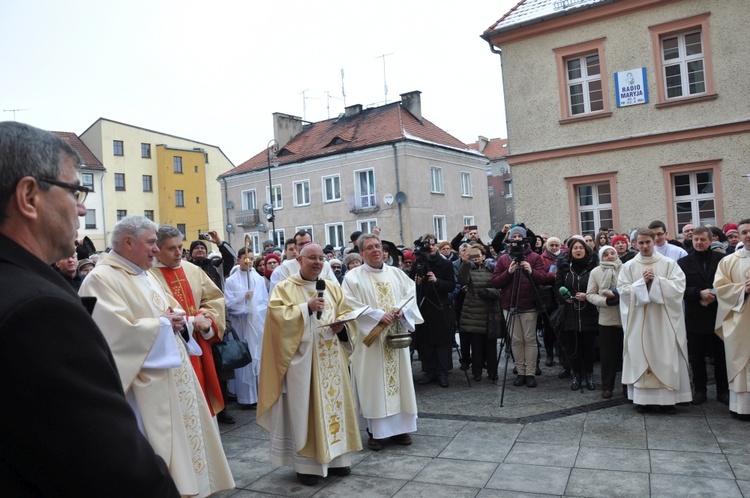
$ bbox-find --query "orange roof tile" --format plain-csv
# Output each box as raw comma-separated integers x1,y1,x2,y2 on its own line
467,137,508,160
51,131,105,171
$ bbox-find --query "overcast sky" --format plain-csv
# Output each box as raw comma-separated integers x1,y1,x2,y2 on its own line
1,0,517,166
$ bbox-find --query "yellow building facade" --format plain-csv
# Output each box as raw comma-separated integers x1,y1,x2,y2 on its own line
156,145,209,241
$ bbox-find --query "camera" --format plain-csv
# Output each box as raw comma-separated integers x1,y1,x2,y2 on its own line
507,239,526,263
200,233,211,241
413,237,432,255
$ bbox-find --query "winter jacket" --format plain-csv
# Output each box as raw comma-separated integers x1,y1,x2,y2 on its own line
555,252,599,333
491,246,549,312
458,260,501,335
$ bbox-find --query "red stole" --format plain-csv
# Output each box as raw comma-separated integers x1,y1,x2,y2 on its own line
159,266,224,416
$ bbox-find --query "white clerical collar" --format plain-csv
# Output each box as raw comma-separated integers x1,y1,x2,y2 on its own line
364,263,386,273
152,259,181,270
641,253,654,260
110,250,147,274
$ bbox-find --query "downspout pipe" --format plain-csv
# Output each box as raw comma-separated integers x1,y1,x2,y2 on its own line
221,176,231,246
392,143,404,246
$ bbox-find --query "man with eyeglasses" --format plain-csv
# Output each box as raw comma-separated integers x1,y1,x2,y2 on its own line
258,243,361,486
0,122,179,496
269,230,339,293
648,220,688,261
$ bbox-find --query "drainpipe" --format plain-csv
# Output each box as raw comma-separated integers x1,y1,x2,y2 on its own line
221,177,231,246
99,172,108,249
392,143,404,245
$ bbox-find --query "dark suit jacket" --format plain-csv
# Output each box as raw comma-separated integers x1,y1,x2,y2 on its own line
677,249,724,335
0,234,179,497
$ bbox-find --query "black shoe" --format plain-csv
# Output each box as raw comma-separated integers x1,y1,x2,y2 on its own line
460,361,470,371
328,466,351,476
526,375,537,388
535,366,542,376
692,392,707,405
438,377,449,388
238,403,257,410
217,410,235,424
545,357,554,367
513,375,526,386
717,392,730,405
635,404,648,413
418,375,436,385
558,368,571,379
513,366,518,375
297,473,320,485
586,374,596,391
571,376,581,391
226,393,238,402
659,405,677,414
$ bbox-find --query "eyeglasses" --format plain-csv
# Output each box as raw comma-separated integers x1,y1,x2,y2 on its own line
38,178,89,203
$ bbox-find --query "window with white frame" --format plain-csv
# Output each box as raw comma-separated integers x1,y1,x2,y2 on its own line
566,53,603,115
266,185,283,210
460,172,472,197
272,229,285,248
358,219,377,234
84,209,96,229
355,169,376,209
175,190,184,207
326,223,345,249
295,226,314,242
463,216,475,227
81,173,94,192
672,170,715,231
246,233,260,254
241,189,257,210
322,174,341,202
430,166,443,193
505,181,513,198
293,180,311,206
577,182,613,236
661,30,706,99
433,215,447,242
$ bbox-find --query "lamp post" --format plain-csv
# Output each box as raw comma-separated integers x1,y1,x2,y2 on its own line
266,138,280,243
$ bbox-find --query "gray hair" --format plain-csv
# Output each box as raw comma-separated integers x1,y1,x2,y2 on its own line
356,233,380,251
111,215,159,251
156,224,183,248
0,122,81,224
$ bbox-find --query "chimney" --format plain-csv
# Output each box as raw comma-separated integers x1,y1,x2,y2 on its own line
272,112,304,149
477,136,489,153
400,90,422,124
344,104,363,118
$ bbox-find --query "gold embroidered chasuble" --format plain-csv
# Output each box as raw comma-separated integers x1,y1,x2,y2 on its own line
257,274,361,463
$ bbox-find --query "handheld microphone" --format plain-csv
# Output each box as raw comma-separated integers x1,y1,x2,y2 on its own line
559,286,572,300
315,279,326,319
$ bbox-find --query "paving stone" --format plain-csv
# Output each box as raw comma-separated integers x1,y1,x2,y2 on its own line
413,458,498,488
352,451,433,481
649,473,743,497
415,418,469,437
477,490,559,498
649,449,734,479
646,417,722,453
439,422,521,462
313,474,407,497
565,468,649,498
725,454,750,478
707,417,750,455
222,435,267,459
393,481,480,498
516,414,585,446
574,447,650,473
580,410,647,449
504,442,579,468
485,463,570,495
383,434,452,458
226,453,277,489
244,466,323,496
736,480,750,497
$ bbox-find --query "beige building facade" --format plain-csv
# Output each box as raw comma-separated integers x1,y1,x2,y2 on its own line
483,0,750,237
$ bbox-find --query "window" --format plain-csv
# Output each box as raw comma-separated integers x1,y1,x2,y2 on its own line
266,185,282,210
84,209,96,229
661,161,723,233
430,166,443,193
358,219,377,234
246,233,260,254
355,169,376,208
463,216,475,227
175,190,184,207
272,229,285,248
115,173,125,191
81,173,94,192
554,38,610,122
505,180,513,198
177,224,186,239
433,215,447,242
460,172,472,197
196,197,200,204
113,140,123,156
241,189,257,210
173,156,183,173
194,165,199,173
142,175,152,192
293,180,311,206
326,223,345,249
141,143,151,158
322,175,341,202
650,14,714,105
144,210,154,221
116,210,127,221
577,183,613,236
204,152,209,163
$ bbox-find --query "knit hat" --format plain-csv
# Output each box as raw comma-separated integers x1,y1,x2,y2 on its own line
726,228,739,236
329,258,342,267
546,236,561,247
343,253,363,267
189,240,207,254
402,249,416,262
611,235,629,247
724,223,739,234
508,226,527,239
77,259,95,272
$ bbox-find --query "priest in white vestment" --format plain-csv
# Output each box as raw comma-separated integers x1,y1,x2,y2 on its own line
341,234,423,451
257,244,362,486
225,247,268,407
617,228,691,412
79,216,234,497
269,230,340,293
714,218,750,417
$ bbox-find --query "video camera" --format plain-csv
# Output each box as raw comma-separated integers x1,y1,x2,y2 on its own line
504,223,537,263
412,237,433,278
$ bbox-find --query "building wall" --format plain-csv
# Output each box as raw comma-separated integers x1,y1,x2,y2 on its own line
76,168,107,250
156,146,209,241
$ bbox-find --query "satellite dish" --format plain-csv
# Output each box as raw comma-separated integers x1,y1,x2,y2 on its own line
488,228,498,239
226,223,234,233
383,193,394,206
261,203,273,214
394,191,407,204
257,222,266,232
499,167,506,174
226,200,234,209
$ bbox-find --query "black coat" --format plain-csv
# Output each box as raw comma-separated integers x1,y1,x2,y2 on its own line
0,234,178,497
555,252,599,333
411,254,456,346
677,249,724,335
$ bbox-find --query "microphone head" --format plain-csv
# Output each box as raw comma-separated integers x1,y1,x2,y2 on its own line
316,279,326,292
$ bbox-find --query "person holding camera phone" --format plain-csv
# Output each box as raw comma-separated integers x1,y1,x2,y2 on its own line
451,224,490,255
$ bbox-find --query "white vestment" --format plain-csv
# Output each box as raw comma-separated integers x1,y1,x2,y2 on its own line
714,248,750,414
341,264,423,439
654,242,688,261
225,267,268,405
617,251,691,405
269,257,340,294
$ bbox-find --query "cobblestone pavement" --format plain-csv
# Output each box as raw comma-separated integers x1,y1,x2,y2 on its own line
214,349,750,498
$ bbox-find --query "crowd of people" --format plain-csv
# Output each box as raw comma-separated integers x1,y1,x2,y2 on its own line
3,121,748,494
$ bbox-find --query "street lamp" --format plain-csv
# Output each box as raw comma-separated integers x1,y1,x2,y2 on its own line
266,138,280,243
